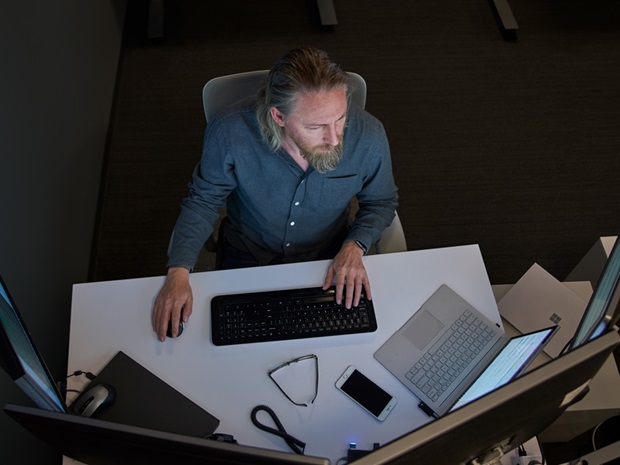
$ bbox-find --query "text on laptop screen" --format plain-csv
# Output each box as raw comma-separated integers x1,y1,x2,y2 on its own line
451,326,555,411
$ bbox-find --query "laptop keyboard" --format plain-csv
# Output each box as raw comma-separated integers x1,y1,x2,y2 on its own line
211,286,377,346
405,309,495,401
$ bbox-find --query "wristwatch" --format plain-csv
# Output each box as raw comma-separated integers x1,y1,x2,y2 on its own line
354,240,368,255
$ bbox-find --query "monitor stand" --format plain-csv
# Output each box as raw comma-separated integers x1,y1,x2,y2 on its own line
468,446,505,465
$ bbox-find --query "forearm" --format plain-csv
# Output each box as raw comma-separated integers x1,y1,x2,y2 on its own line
347,196,398,250
167,206,217,270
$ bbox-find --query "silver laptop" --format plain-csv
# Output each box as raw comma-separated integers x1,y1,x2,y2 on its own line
374,284,557,417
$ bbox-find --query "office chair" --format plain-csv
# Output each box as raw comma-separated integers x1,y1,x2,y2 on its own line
175,69,406,268
374,211,407,254
202,70,367,123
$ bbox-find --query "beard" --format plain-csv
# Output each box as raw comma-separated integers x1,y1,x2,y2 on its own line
295,135,344,174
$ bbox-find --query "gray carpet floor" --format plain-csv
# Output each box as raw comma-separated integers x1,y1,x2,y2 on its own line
92,0,620,286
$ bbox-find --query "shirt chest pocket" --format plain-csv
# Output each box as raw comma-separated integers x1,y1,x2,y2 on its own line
313,174,362,214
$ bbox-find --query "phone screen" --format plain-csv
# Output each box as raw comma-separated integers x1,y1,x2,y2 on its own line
337,367,396,420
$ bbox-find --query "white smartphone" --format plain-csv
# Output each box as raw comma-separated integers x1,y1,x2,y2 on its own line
335,366,397,421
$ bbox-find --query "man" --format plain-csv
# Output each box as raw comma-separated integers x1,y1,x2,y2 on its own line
153,47,398,341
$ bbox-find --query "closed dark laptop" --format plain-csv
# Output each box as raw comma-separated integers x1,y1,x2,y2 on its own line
80,351,220,438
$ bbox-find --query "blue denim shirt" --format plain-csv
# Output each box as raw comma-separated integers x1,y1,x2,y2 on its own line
167,99,398,270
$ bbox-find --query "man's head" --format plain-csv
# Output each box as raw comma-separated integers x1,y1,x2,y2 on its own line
256,48,351,173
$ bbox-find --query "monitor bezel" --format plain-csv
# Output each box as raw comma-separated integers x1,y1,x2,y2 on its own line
569,237,620,351
3,402,330,465
0,274,68,413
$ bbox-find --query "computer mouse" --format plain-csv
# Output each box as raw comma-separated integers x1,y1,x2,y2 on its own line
71,383,116,417
166,319,184,338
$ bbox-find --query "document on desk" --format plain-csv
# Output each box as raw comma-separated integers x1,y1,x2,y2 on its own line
374,285,556,417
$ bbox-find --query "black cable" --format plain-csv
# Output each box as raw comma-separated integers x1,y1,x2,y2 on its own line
58,370,97,397
66,370,96,381
250,405,306,455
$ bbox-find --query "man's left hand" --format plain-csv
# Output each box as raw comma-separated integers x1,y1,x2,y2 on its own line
323,240,372,308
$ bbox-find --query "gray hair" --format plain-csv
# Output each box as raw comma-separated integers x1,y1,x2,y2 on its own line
256,48,351,152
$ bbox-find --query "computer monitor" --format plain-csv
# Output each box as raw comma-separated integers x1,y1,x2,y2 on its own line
0,274,67,413
569,237,620,351
3,403,329,465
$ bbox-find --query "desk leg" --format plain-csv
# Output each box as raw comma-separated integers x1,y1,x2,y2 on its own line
148,0,165,39
490,0,518,40
317,0,338,26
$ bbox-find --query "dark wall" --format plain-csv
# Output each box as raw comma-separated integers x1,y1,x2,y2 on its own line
0,1,126,462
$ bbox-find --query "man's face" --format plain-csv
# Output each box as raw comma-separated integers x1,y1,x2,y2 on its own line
275,88,348,173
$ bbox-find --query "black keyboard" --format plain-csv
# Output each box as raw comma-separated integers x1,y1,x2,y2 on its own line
211,286,377,346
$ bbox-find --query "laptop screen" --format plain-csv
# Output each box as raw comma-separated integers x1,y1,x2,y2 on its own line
0,275,66,412
451,326,556,411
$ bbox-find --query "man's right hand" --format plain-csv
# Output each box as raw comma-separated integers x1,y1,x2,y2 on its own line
152,267,193,341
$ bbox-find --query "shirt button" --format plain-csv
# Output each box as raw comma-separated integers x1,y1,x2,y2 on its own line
286,243,291,247
294,201,300,206
290,221,295,226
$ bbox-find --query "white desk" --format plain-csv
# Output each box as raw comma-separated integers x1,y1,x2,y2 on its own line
67,245,500,463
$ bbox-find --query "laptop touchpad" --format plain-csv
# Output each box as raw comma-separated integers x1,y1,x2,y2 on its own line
403,310,444,350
